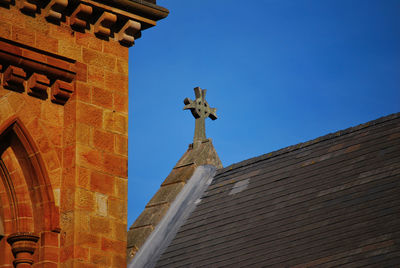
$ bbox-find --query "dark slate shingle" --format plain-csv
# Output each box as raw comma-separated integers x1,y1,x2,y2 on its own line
155,113,400,267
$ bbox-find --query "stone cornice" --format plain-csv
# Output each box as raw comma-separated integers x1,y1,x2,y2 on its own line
0,40,76,82
0,39,76,105
0,0,169,47
96,0,169,23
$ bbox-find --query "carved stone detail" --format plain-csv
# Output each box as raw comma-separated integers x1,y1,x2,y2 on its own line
7,232,40,267
51,80,74,105
19,0,37,14
184,87,218,144
70,3,92,30
0,0,168,47
94,11,117,38
3,66,26,92
118,19,141,47
0,41,76,104
0,40,76,83
27,73,50,99
45,0,68,22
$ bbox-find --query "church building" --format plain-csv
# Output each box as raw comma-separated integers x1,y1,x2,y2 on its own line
0,1,399,267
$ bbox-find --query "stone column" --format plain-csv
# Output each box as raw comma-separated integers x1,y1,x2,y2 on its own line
7,232,39,268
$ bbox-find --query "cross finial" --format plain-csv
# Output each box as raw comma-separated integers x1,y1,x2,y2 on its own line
183,87,217,143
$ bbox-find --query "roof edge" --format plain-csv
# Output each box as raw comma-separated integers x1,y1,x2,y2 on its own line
93,0,169,21
128,165,217,268
218,112,400,175
127,139,222,261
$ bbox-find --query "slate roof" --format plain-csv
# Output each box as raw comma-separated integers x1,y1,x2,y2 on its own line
152,112,400,267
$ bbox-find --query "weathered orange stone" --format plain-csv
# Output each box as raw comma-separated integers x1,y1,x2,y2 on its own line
90,171,114,195
0,0,168,266
92,87,113,109
93,129,114,152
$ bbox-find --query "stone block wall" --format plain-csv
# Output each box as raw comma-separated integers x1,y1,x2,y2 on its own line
0,0,168,267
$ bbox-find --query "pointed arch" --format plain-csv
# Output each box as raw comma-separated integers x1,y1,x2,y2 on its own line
0,115,59,234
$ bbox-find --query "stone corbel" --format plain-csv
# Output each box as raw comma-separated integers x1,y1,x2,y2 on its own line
118,19,141,47
27,73,50,99
94,11,117,38
0,40,76,105
70,3,92,30
51,80,74,105
7,232,40,267
3,66,26,92
44,0,68,22
19,0,37,14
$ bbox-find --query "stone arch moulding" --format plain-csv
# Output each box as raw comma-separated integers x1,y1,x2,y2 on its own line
0,115,60,232
0,115,60,266
0,215,4,241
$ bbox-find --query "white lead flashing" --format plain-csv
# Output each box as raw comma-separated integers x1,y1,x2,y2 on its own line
129,165,217,268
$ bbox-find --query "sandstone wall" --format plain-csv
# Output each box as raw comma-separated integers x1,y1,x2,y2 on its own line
0,0,167,266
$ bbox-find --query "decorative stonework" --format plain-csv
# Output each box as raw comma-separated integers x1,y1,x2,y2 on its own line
184,87,218,144
3,66,26,92
44,0,68,22
0,0,168,266
27,73,50,99
0,0,169,47
51,80,74,104
0,41,76,82
7,232,40,268
0,40,76,105
18,0,38,14
94,11,117,38
70,3,92,30
118,20,141,47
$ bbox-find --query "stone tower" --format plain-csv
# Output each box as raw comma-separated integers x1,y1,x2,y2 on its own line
0,0,167,267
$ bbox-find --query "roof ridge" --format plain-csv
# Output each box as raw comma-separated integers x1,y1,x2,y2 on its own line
217,112,400,175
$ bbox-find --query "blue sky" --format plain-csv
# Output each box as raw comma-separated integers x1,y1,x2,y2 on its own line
127,0,400,227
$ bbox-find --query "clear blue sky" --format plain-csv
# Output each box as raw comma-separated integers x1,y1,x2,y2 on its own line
127,0,400,227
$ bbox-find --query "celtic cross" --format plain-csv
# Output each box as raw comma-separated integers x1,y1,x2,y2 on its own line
183,87,217,143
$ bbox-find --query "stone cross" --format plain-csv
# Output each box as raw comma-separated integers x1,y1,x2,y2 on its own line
183,87,217,143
